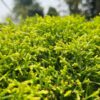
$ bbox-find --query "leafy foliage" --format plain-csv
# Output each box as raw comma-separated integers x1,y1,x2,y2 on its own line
64,0,80,14
0,16,100,100
47,7,59,16
13,0,43,19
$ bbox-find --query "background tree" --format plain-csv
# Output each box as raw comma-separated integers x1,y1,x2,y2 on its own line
64,0,99,19
64,0,80,14
13,0,43,19
47,7,59,16
81,0,96,19
95,0,100,15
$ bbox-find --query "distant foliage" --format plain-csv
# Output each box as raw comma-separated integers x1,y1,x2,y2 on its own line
28,8,44,17
64,0,80,14
65,0,100,19
47,7,59,16
20,0,32,5
13,0,43,19
0,16,100,100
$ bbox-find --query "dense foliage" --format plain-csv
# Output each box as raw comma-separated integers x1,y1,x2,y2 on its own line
0,16,100,100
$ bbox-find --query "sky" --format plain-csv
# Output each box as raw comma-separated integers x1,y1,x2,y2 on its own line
38,0,69,15
0,0,14,22
0,0,69,22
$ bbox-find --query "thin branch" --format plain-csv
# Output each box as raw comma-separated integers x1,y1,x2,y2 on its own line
1,0,12,12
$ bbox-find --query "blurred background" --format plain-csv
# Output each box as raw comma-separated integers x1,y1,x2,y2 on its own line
0,0,100,23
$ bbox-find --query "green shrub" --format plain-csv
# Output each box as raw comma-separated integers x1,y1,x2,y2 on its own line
0,15,100,100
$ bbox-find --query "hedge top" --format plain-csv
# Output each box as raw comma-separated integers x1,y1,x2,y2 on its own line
0,15,100,100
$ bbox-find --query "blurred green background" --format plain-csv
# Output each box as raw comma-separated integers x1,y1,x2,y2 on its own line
0,0,100,22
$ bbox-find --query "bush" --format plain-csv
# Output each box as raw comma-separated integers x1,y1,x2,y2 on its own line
0,16,100,100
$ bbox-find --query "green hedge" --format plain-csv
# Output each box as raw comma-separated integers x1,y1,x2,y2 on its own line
0,16,100,100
